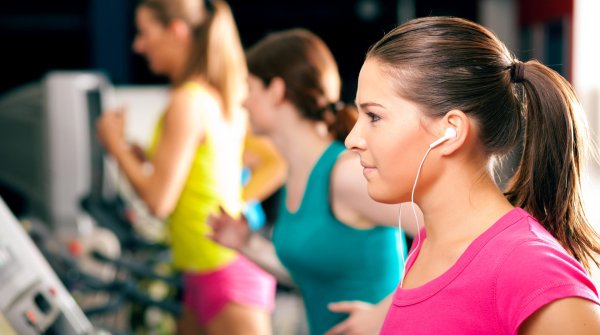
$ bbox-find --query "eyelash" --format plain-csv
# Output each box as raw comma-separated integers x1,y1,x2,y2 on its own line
366,112,381,123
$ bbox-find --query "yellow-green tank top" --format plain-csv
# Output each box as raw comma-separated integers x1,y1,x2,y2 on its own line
147,82,246,272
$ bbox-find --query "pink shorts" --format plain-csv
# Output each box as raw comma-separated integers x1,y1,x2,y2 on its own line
182,255,276,325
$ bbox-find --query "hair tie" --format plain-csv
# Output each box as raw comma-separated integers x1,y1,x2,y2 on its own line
511,61,525,83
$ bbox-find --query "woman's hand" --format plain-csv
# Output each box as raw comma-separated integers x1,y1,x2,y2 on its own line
130,143,147,162
207,207,251,251
325,300,387,335
97,108,126,153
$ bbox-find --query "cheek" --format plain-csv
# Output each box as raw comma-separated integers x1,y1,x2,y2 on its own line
372,131,405,174
247,103,271,133
247,105,260,127
369,134,422,203
143,36,167,66
133,37,144,54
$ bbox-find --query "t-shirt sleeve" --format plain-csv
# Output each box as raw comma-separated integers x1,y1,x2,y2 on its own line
495,240,599,334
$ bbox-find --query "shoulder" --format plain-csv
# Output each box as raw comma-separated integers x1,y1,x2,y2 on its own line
493,215,599,333
330,148,363,194
171,82,220,111
495,214,594,290
496,234,595,295
165,82,222,126
495,215,591,282
329,147,381,223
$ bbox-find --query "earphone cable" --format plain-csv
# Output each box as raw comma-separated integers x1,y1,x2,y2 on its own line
399,146,432,287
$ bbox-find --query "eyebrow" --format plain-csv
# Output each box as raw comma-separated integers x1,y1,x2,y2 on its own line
355,101,386,110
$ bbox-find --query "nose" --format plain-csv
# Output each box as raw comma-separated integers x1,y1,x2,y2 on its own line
344,121,365,152
242,95,250,111
132,36,143,54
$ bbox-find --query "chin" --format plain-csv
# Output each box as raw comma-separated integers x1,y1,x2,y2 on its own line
249,124,267,136
367,186,402,204
147,62,166,76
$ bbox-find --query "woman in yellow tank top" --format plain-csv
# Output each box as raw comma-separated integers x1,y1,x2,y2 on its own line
96,0,275,334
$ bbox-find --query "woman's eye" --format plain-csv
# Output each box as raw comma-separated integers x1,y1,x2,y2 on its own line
366,112,381,122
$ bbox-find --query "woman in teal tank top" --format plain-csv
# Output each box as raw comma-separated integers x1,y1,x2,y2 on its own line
273,141,403,334
209,29,419,335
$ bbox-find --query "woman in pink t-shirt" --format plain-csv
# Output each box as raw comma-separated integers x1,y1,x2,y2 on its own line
342,16,600,334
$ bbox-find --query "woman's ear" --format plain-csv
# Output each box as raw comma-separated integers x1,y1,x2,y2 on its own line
437,109,470,156
267,77,286,106
169,19,191,40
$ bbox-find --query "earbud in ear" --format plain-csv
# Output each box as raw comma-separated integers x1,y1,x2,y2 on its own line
429,128,457,149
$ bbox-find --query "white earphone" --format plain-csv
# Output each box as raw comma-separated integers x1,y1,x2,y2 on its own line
429,127,457,149
399,127,457,287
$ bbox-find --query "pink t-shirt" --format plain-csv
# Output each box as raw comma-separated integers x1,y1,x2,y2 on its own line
380,208,599,335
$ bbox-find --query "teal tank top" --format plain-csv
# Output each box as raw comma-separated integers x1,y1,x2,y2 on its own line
273,141,404,335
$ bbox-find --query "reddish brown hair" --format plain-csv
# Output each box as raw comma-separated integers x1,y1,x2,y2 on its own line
246,29,356,141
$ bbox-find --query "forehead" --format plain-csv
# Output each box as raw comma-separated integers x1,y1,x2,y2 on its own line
356,59,424,117
356,59,397,102
247,74,265,89
357,59,399,103
248,74,261,83
136,6,161,27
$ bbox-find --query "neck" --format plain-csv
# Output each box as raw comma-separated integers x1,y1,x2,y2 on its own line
269,105,332,178
169,61,188,84
168,43,191,84
417,160,514,248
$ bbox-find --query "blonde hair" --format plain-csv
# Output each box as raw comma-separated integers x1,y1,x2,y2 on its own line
140,0,247,118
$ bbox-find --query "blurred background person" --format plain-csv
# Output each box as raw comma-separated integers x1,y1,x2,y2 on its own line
242,133,286,204
96,0,276,334
209,28,419,335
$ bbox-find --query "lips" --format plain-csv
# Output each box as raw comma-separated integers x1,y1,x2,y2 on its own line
360,160,376,178
360,161,375,169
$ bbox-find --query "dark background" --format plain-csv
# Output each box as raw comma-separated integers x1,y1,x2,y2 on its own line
0,0,478,102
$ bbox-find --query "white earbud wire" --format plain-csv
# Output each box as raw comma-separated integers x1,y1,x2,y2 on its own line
398,145,433,288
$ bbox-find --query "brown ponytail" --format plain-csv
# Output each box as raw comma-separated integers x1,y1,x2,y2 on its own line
504,61,600,271
324,103,358,142
246,29,355,141
367,16,600,273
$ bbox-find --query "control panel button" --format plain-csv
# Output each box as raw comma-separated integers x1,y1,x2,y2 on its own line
24,310,37,326
34,293,51,315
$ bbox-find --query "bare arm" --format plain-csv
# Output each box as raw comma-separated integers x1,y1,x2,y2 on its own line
130,143,148,162
207,209,294,286
519,298,600,334
98,87,206,218
242,133,286,202
331,151,421,236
